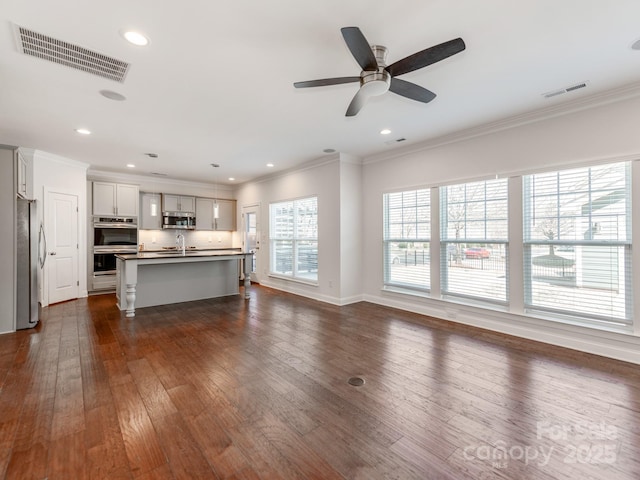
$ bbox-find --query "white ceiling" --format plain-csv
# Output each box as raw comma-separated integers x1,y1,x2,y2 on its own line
2,1,640,185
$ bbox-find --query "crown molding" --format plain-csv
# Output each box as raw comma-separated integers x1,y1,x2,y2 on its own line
363,80,640,166
238,153,342,187
24,148,89,170
87,168,233,193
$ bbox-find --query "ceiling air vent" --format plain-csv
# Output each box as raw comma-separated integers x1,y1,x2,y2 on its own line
13,24,130,82
543,81,588,99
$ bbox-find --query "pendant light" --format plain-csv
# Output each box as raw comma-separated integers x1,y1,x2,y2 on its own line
148,153,159,217
211,163,220,219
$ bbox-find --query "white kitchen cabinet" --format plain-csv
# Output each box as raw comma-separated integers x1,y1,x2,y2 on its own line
162,194,195,213
93,182,139,217
140,192,162,230
194,197,236,231
15,150,32,199
214,199,236,231
195,197,214,230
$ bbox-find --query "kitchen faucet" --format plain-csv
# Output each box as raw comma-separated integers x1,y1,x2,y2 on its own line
176,233,186,255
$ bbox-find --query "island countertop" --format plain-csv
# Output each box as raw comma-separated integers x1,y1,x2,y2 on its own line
115,250,252,317
116,249,246,261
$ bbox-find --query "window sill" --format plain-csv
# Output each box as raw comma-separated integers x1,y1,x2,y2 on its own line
380,285,632,335
524,309,633,336
268,273,318,287
382,285,430,299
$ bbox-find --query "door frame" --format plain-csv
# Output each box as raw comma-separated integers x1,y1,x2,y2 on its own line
241,203,261,283
43,187,80,307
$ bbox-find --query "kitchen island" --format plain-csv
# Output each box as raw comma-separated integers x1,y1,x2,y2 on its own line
115,250,252,317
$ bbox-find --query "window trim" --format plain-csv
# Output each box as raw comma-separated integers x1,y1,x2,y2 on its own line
440,178,510,306
382,188,431,293
522,162,632,326
269,195,318,283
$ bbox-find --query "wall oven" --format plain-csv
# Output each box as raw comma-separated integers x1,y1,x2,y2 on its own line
92,217,138,291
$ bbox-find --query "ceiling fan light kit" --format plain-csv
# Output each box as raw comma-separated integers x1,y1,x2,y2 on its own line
294,26,465,116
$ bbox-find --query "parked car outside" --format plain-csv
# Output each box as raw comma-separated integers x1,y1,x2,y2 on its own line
464,247,490,259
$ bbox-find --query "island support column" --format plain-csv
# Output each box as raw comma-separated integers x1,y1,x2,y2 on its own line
244,253,252,299
123,259,138,317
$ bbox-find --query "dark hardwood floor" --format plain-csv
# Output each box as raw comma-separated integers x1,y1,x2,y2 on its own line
1,285,639,479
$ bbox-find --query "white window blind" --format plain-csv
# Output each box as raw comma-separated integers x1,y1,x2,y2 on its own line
440,178,509,304
523,162,632,326
270,196,318,282
383,189,430,291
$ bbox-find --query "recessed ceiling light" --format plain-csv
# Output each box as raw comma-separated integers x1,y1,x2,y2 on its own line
266,163,274,168
632,39,640,50
122,30,149,46
75,128,91,135
126,164,135,168
323,148,336,154
100,90,126,101
228,177,235,181
380,129,392,135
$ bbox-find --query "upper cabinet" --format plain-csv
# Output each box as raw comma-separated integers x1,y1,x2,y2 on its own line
195,197,236,231
93,182,139,217
15,149,32,199
140,192,162,230
214,199,236,231
195,197,214,230
162,194,195,213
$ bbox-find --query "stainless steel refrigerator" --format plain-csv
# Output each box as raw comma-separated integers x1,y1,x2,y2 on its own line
16,198,40,329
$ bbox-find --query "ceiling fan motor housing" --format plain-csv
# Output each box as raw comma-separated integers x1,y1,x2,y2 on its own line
360,70,390,96
360,45,390,96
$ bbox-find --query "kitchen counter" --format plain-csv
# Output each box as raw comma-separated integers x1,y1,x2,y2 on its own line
138,246,242,253
115,250,252,317
117,249,244,260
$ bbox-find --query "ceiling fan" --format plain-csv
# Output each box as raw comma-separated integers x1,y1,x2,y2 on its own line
294,27,466,116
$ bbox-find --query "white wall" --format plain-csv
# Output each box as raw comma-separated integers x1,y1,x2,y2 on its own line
360,94,640,364
235,158,345,304
29,149,89,306
338,155,363,303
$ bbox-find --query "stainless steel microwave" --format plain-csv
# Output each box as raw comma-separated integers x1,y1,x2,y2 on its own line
162,211,196,230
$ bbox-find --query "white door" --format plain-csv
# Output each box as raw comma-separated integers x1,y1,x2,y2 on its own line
242,204,260,283
47,192,79,304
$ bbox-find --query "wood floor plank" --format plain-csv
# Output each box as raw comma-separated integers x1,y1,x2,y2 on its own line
46,430,87,480
2,287,640,478
152,412,217,479
109,379,167,477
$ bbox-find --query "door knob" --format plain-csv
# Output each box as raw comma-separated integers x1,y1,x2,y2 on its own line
49,251,57,256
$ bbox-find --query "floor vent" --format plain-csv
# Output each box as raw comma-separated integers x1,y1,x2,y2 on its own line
13,24,130,83
543,81,588,99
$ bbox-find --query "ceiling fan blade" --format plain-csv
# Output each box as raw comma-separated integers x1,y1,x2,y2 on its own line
341,27,378,71
294,77,360,88
345,87,369,117
386,38,465,77
389,78,436,103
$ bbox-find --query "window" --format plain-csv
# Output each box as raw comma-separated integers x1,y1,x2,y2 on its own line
523,162,632,327
383,189,430,291
440,178,509,304
269,196,318,282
